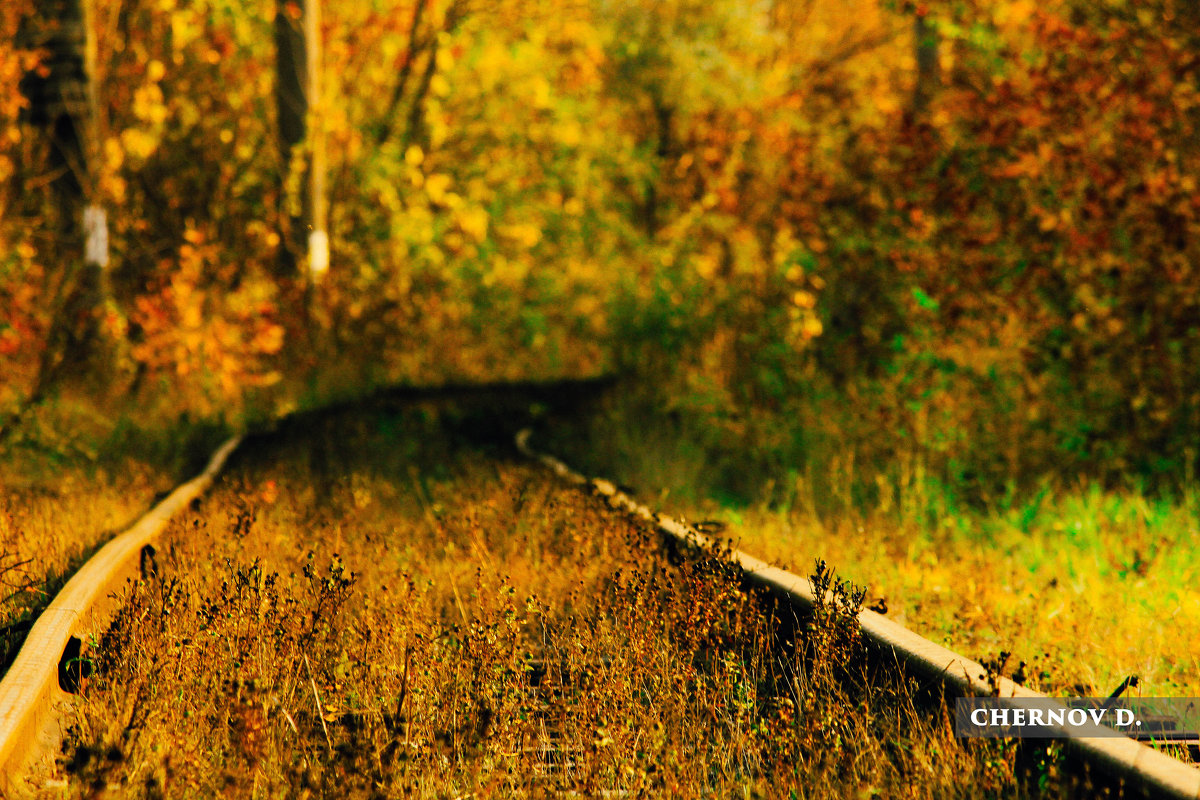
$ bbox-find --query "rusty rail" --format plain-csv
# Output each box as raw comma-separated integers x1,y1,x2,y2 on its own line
0,436,240,793
516,428,1200,800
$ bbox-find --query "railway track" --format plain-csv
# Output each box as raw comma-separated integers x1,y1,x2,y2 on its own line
1,398,1197,796
0,436,240,793
515,429,1200,799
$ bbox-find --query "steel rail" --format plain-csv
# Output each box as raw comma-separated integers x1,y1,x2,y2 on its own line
0,436,241,793
516,429,1200,800
0,377,611,793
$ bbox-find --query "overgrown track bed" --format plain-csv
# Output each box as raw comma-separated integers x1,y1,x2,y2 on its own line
1,461,176,642
519,430,1200,799
0,436,240,793
10,406,1058,798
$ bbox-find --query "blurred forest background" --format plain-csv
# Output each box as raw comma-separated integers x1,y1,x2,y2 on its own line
2,0,1198,513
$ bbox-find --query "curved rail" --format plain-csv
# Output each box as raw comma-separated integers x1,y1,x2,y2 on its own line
0,377,612,792
0,436,241,793
516,429,1200,800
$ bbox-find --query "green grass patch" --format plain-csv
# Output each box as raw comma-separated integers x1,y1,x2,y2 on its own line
545,390,1200,700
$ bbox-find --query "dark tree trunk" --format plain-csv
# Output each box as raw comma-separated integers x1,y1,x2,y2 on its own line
912,12,939,116
274,0,308,277
8,0,106,426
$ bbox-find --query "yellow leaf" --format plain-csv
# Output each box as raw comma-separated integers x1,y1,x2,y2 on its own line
120,128,159,160
254,323,285,354
530,76,552,109
425,173,452,204
457,206,489,243
556,120,582,147
104,137,124,170
500,223,541,249
791,290,816,309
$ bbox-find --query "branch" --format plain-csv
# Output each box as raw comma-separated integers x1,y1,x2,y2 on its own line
402,0,469,149
375,0,430,148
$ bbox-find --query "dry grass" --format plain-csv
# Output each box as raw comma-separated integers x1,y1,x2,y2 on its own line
11,407,1062,798
0,393,229,641
0,456,165,641
679,500,1200,701
545,399,1200,701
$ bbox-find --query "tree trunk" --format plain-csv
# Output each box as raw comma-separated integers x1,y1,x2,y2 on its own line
306,0,327,277
912,12,939,116
275,0,328,280
274,0,308,277
7,0,107,433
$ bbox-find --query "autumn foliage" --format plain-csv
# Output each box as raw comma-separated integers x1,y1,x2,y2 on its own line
2,0,1198,497
820,1,1200,496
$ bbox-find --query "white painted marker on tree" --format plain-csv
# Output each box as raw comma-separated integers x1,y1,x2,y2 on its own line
83,205,108,268
309,229,329,276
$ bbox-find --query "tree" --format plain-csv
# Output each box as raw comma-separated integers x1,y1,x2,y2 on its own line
274,0,327,280
912,7,939,115
3,0,109,440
